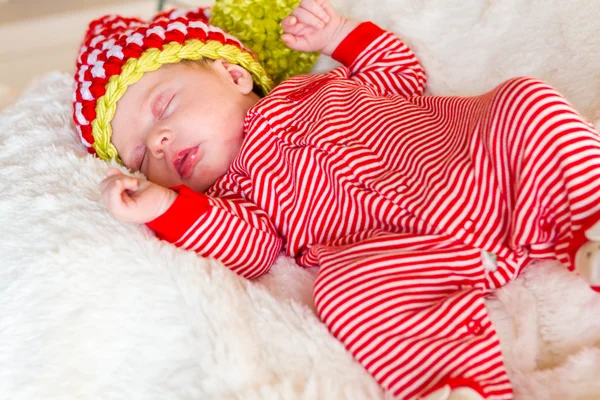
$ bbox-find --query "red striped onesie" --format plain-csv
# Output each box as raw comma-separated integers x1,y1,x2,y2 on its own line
147,21,600,399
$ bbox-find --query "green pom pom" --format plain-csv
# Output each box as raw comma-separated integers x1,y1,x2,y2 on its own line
210,0,319,86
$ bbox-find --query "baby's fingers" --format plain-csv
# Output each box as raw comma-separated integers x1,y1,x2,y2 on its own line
99,175,116,193
291,6,325,29
299,0,330,23
281,16,309,36
99,173,137,194
119,175,140,192
105,167,122,178
99,168,125,192
102,176,139,206
103,179,138,216
281,33,313,53
281,15,298,30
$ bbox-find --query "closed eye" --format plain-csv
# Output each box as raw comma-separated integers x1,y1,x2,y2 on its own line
152,92,175,120
132,144,146,171
159,95,175,119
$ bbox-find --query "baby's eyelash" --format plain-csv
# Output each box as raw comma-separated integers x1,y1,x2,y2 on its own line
139,148,147,170
152,92,174,120
134,145,146,170
159,95,175,119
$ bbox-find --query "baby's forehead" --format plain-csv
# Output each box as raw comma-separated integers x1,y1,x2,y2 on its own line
148,60,214,85
148,62,192,81
122,64,183,99
113,61,207,122
168,58,215,72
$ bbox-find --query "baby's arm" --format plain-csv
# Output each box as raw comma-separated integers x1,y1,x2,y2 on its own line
281,0,427,97
100,170,282,280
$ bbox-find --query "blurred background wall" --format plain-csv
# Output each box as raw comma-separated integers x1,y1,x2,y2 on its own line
0,0,205,110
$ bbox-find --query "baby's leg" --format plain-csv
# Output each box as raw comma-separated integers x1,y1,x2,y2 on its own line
308,231,513,399
483,77,600,288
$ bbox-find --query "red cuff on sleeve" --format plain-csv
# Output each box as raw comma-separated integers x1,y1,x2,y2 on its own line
332,21,385,67
146,185,210,243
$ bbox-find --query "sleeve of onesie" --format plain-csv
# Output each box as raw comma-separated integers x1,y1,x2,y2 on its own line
146,185,283,280
332,21,427,98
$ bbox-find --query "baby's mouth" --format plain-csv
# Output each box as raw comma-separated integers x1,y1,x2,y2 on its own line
174,146,200,179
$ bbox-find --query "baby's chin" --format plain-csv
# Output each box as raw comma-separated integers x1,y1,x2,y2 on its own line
186,181,211,193
186,159,236,193
185,173,220,194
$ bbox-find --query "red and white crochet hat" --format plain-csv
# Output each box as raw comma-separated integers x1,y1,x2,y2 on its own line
72,8,273,163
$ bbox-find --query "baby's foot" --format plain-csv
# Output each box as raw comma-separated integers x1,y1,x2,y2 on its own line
422,385,484,400
574,222,600,291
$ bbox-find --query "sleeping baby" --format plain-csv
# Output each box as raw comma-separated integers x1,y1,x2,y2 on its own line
73,0,600,399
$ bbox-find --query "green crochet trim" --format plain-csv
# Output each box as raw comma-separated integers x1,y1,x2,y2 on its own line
210,0,319,85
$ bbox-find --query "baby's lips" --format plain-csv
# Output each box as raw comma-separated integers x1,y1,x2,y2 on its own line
173,145,200,178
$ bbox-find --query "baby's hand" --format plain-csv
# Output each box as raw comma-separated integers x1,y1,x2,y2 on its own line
99,168,177,224
281,0,354,56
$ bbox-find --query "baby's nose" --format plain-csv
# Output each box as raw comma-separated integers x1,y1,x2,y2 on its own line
148,129,174,157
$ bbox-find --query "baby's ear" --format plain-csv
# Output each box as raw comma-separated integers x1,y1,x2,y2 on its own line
217,60,254,95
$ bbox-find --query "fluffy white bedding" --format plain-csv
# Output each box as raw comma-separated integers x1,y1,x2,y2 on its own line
1,0,599,399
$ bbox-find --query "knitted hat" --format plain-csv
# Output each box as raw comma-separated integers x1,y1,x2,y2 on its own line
73,7,274,162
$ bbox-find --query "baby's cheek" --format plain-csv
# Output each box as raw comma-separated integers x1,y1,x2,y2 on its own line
146,160,183,189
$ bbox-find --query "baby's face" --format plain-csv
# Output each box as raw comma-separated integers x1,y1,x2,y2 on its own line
111,59,259,193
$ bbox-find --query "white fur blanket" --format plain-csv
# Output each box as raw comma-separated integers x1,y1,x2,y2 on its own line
1,1,600,399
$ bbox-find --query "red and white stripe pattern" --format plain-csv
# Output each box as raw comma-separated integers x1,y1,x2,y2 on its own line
147,22,600,399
